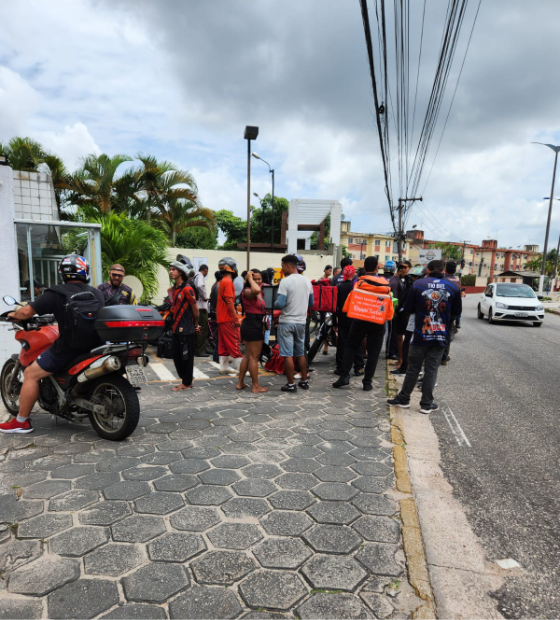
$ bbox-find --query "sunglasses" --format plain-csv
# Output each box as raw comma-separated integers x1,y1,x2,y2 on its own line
110,273,124,278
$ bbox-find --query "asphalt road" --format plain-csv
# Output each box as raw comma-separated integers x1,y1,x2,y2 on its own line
430,295,560,619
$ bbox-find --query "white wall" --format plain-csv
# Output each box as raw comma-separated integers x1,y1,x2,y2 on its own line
0,166,22,367
13,170,58,221
152,247,337,303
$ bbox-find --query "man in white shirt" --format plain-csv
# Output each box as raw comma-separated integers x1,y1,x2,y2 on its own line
194,264,209,357
275,255,314,393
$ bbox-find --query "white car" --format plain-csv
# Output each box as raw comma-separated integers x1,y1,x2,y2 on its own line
477,282,544,327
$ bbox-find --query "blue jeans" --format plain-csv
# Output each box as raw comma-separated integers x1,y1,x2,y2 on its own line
277,323,306,357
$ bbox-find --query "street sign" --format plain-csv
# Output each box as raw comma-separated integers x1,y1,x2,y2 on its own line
418,249,442,265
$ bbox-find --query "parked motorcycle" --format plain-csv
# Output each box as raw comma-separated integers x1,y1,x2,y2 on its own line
307,312,335,363
0,295,164,440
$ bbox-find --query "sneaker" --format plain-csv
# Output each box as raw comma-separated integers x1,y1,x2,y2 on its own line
455,322,461,329
354,368,365,376
363,381,373,392
420,403,439,414
298,380,310,390
0,418,33,434
332,375,350,389
390,368,407,375
294,373,301,380
386,398,410,409
281,383,297,393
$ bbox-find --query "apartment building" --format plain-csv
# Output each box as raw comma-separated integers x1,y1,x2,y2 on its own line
340,221,408,265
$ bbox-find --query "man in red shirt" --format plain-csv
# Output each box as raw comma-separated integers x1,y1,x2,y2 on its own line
216,257,242,374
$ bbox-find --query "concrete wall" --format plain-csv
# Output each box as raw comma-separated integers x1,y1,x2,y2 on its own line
13,170,58,221
152,247,337,303
0,166,22,366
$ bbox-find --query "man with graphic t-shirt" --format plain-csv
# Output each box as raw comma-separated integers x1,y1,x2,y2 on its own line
387,259,462,414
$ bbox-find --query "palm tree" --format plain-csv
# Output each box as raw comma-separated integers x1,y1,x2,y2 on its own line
0,137,45,171
155,199,215,246
41,154,69,219
431,242,463,262
65,153,133,215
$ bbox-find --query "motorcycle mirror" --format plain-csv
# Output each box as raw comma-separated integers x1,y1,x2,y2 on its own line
3,295,18,306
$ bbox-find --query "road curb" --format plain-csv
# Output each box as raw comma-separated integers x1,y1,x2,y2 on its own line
387,364,436,619
545,307,560,316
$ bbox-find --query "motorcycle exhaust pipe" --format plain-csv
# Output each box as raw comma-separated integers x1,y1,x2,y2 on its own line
77,356,122,384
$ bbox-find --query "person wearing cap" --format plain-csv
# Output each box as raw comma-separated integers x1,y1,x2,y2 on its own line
333,264,364,377
22,279,43,302
97,264,137,305
168,261,200,391
217,257,243,374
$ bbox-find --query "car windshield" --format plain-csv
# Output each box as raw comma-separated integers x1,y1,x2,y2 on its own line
496,284,536,298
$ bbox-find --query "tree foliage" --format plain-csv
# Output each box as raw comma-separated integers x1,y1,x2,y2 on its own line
525,249,557,276
430,242,463,261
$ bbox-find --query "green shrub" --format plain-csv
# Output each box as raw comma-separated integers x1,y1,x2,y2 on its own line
461,274,476,286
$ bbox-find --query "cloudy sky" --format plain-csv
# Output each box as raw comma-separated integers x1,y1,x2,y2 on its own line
1,0,560,250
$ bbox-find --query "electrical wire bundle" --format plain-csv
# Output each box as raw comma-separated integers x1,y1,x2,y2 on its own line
359,0,482,237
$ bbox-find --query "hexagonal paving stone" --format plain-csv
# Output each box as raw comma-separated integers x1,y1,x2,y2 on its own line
198,468,240,486
84,543,144,577
0,539,41,572
112,515,166,543
268,490,315,511
122,466,168,481
232,479,277,498
79,501,131,526
182,446,222,459
49,526,109,556
313,466,356,483
301,554,367,592
18,513,73,539
141,452,181,466
0,495,43,523
117,443,155,457
280,458,320,473
103,481,151,501
284,445,321,459
169,506,221,532
297,593,373,619
148,532,206,562
352,516,401,543
10,470,47,487
186,486,232,505
101,604,167,619
355,543,403,577
28,454,71,471
221,497,270,520
303,524,362,554
351,461,393,477
24,479,71,499
316,451,356,467
0,597,43,620
74,472,121,490
349,447,389,461
50,464,95,479
169,586,242,619
352,476,391,494
307,501,361,525
313,482,359,501
49,490,98,512
153,474,198,492
242,463,283,479
210,455,251,469
276,473,317,491
360,592,395,619
134,492,185,515
168,458,209,475
192,550,255,585
123,563,190,603
8,556,80,596
96,457,140,473
261,512,313,537
352,494,397,516
253,538,312,569
207,523,263,550
47,579,119,619
240,571,307,611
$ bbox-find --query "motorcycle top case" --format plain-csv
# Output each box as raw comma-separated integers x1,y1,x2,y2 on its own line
95,306,165,343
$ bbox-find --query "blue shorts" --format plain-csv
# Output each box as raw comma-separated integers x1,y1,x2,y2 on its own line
277,323,306,358
36,347,77,374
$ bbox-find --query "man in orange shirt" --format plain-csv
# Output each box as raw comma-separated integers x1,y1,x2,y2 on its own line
216,257,242,374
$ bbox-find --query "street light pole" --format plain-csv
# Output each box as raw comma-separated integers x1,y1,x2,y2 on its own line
396,197,422,261
252,152,275,250
244,127,259,270
532,142,560,292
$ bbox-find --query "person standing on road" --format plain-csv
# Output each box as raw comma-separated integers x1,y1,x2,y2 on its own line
441,260,462,364
392,261,412,368
332,256,390,392
333,264,364,376
332,258,352,287
168,261,200,391
275,254,314,392
387,259,462,414
217,257,243,374
98,264,137,305
193,264,210,358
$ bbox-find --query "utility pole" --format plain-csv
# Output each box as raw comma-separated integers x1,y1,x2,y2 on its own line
460,240,470,274
478,256,484,277
396,197,422,261
553,233,560,293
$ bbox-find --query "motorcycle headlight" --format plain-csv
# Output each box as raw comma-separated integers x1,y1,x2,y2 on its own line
495,302,508,309
536,305,544,311
325,314,333,326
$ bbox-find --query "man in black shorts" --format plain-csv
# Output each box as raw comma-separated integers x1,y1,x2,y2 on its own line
0,255,104,434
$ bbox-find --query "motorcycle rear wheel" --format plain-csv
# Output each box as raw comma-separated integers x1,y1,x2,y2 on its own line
1,357,21,416
308,329,327,363
88,375,140,441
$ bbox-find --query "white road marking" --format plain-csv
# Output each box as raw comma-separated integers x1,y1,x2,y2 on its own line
441,402,472,447
150,363,176,382
496,558,521,569
193,367,209,379
209,361,221,371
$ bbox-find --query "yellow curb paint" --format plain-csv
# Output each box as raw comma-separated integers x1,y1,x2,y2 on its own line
393,445,412,494
391,426,404,445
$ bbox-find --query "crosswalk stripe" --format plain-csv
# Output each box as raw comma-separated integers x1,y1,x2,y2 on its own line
193,367,209,379
149,363,176,382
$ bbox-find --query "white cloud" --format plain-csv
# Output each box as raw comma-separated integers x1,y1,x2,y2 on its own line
0,67,40,138
36,123,101,170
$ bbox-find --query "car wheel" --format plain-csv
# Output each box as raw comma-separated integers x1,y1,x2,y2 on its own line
533,322,543,327
477,305,484,319
488,309,495,324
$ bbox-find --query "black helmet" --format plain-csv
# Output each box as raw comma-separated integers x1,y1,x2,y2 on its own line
59,254,90,283
294,253,306,274
218,257,238,275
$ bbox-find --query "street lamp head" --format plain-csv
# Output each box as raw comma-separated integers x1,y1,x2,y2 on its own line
252,152,261,160
253,192,260,198
244,126,259,141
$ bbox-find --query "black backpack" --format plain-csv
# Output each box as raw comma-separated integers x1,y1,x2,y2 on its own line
49,285,103,351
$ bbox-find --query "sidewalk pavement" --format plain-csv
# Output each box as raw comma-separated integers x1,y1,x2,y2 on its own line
0,352,426,619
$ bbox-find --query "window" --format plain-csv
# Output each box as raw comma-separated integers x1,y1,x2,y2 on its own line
402,243,407,250
385,240,391,247
375,239,380,245
348,238,353,244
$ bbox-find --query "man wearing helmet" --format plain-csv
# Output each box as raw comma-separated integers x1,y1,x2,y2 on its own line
217,257,243,374
0,255,104,434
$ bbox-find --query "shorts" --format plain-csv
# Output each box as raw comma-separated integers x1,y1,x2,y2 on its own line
240,314,264,342
395,312,409,336
36,347,77,374
277,323,306,358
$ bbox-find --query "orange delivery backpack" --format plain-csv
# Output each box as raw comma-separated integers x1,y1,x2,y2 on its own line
342,275,394,324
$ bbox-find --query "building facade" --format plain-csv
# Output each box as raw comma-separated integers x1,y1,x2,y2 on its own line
340,221,408,265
